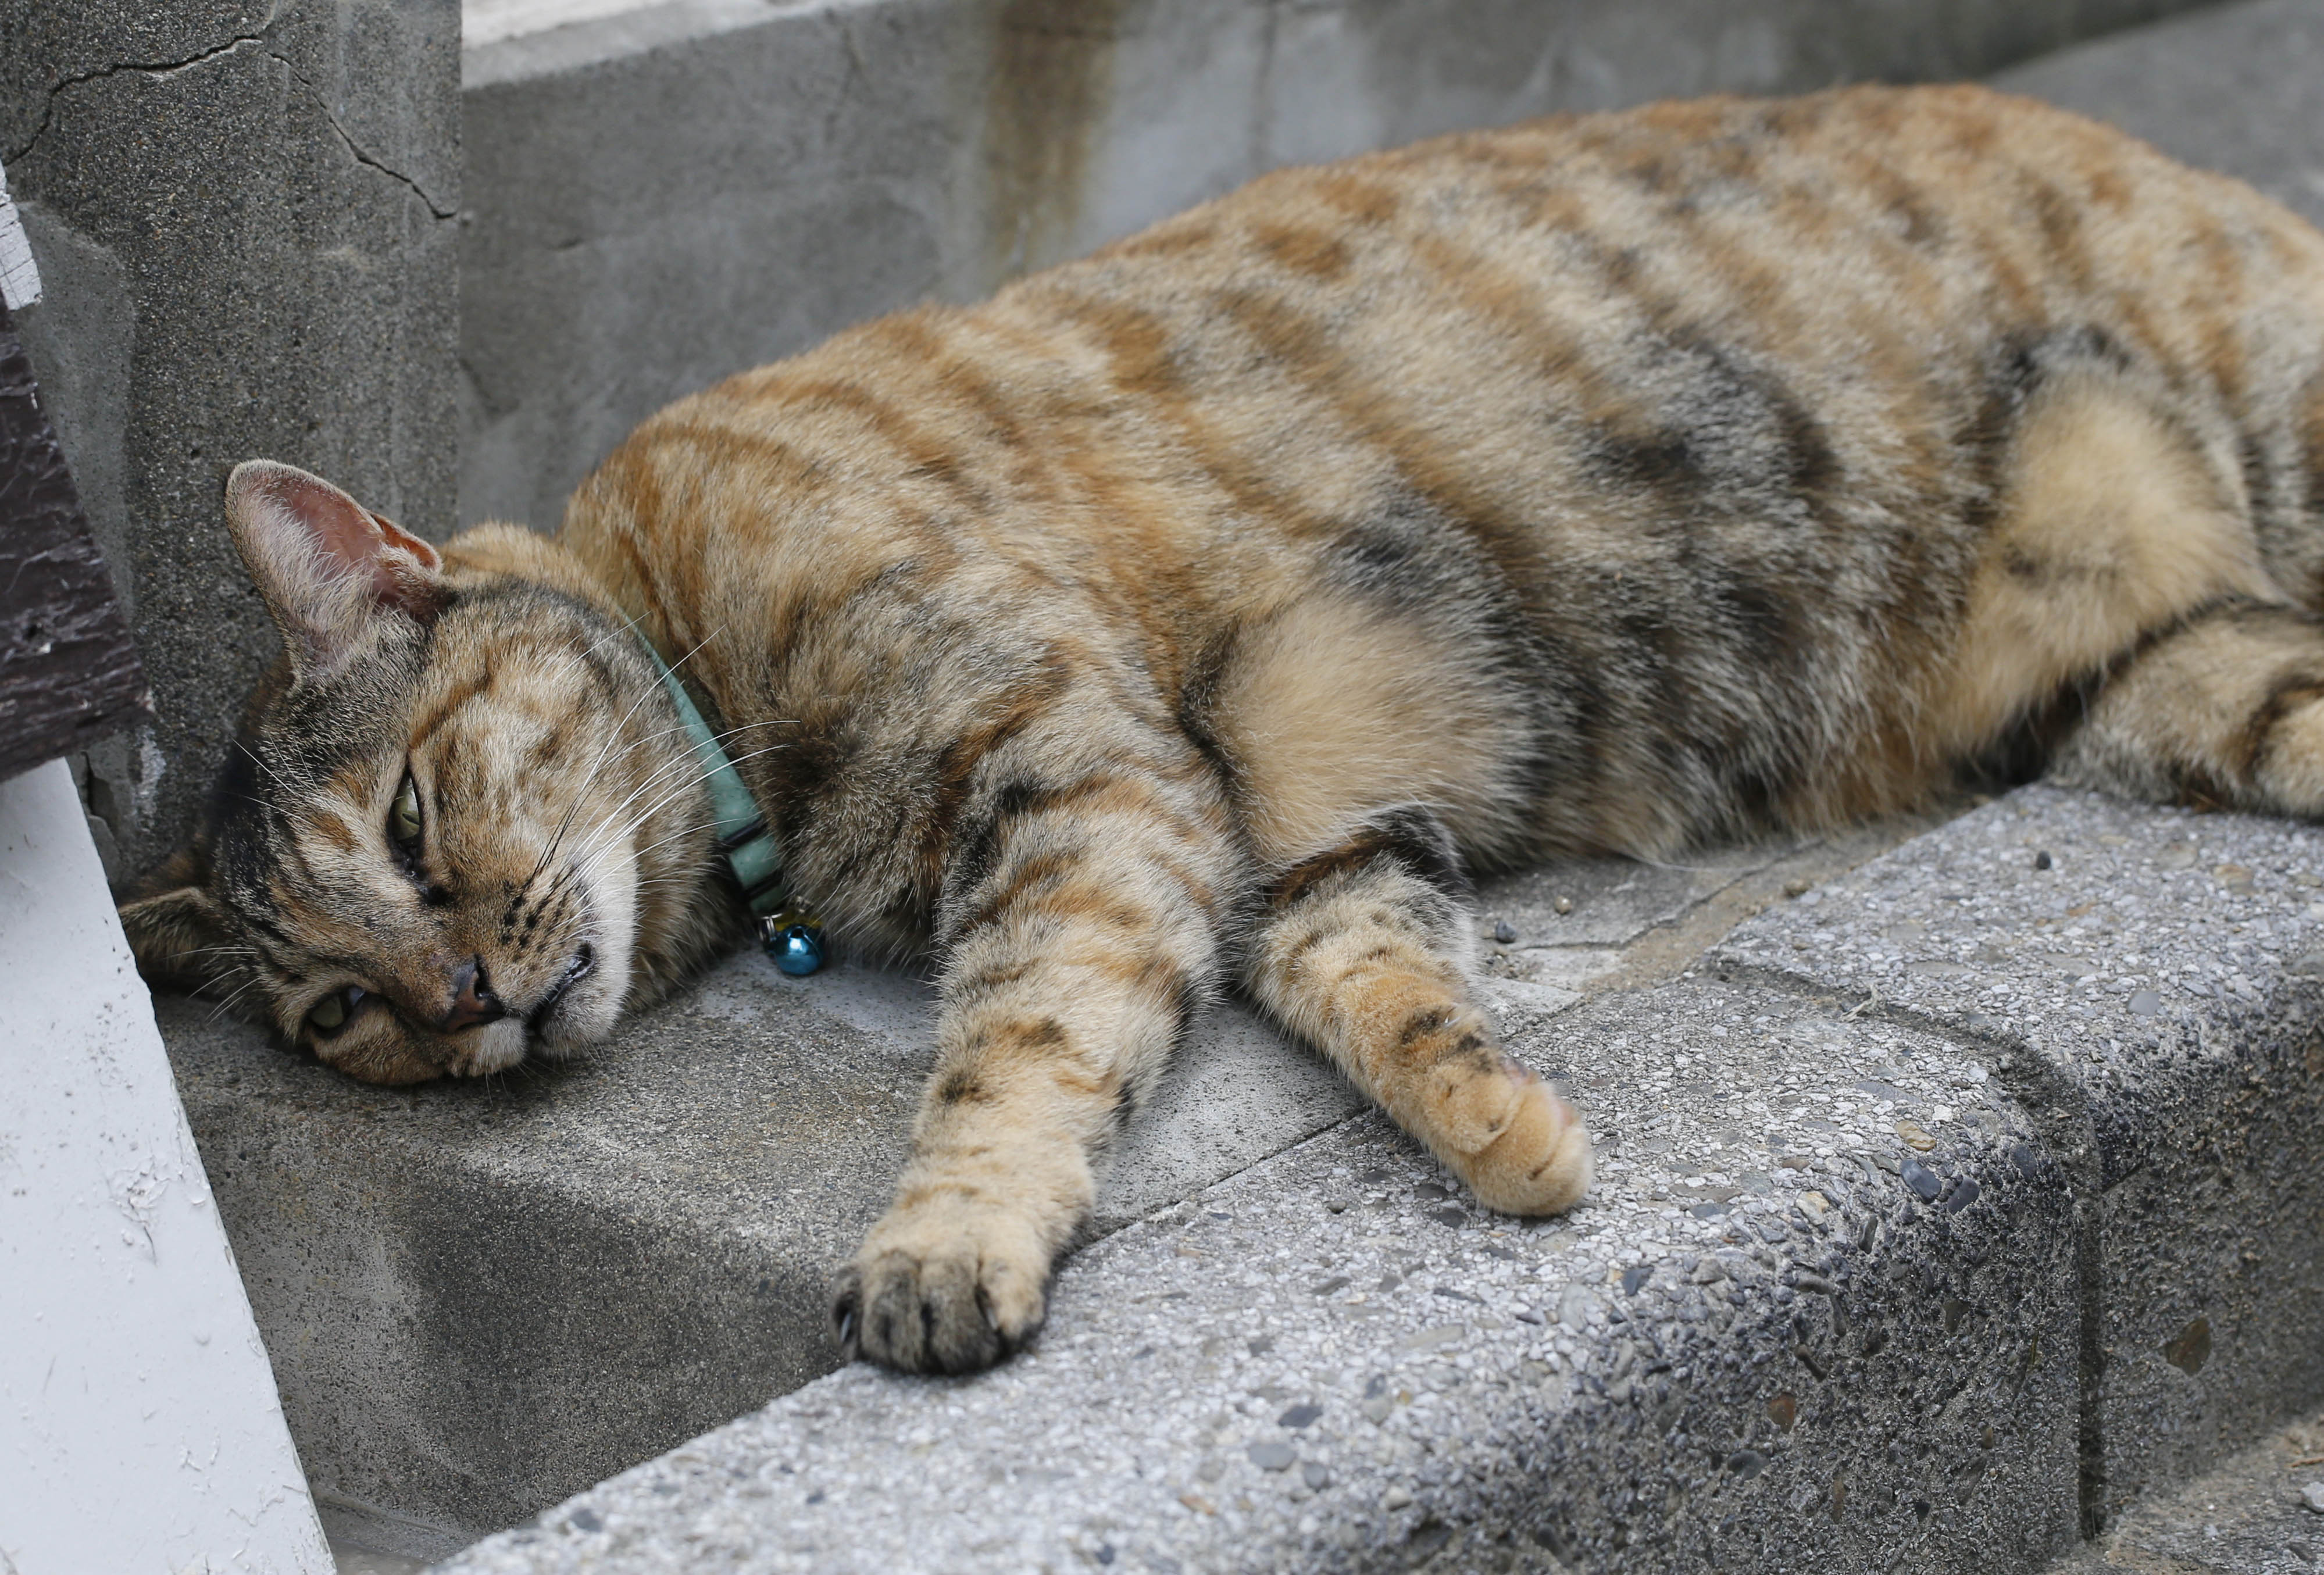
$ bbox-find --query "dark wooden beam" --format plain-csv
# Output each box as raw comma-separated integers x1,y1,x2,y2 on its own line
0,300,147,781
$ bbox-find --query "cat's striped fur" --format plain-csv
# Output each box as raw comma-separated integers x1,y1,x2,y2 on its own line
127,85,2324,1373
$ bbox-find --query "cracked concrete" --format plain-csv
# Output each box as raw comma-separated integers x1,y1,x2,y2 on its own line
0,0,279,163
2,28,275,166
0,0,462,878
269,51,459,220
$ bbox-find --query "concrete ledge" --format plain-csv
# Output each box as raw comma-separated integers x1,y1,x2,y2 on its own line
164,962,1369,1553
429,963,2080,1572
170,826,1881,1557
1716,787,2324,1527
433,786,2324,1574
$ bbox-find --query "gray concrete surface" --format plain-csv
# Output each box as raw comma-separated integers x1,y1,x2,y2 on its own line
1718,788,2324,1533
1991,0,2324,233
2045,1405,2324,1573
455,0,2219,536
164,963,1364,1553
0,0,460,881
174,821,1889,1559
427,783,2324,1575
434,977,2088,1574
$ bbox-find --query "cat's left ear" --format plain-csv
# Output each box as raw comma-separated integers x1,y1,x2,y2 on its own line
224,460,447,678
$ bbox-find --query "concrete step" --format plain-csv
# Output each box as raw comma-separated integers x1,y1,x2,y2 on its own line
168,806,1896,1559
2042,1405,2324,1573
430,785,2324,1574
439,981,2085,1573
1715,787,2324,1533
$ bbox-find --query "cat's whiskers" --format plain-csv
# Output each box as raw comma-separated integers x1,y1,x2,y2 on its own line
553,726,788,880
519,667,687,894
235,738,307,797
203,972,269,1023
568,703,797,826
559,742,795,905
181,938,261,963
543,713,792,859
522,623,730,891
562,751,795,901
497,703,798,947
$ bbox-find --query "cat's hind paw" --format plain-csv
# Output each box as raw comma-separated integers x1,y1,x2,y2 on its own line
1438,1054,1593,1216
831,1201,1051,1374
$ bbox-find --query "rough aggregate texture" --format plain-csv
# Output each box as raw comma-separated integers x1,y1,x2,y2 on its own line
165,950,1365,1555
434,977,2090,1575
2044,1407,2324,1573
1718,787,2324,1525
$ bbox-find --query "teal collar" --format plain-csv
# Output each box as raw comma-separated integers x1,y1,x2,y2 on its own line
632,624,788,919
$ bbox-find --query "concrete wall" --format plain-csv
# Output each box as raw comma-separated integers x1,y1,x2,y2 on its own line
1,0,462,882
458,0,2224,536
0,760,329,1575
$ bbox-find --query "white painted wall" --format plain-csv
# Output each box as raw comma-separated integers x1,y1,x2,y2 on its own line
0,759,329,1575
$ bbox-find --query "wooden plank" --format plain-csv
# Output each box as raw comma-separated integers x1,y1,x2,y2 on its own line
0,301,148,781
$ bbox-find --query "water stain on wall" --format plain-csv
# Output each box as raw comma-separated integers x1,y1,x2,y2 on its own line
979,0,1125,291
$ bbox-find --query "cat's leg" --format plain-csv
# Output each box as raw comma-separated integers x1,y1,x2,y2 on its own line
832,748,1238,1374
2050,598,2324,816
1243,807,1592,1215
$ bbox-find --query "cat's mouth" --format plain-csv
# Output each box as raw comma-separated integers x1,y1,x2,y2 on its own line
526,942,597,1037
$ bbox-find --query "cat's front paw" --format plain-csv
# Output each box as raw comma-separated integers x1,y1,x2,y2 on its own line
1432,1053,1593,1216
831,1199,1051,1374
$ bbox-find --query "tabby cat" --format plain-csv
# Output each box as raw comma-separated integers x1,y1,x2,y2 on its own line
123,85,2324,1374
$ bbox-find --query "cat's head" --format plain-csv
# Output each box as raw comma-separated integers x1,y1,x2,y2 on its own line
120,462,727,1084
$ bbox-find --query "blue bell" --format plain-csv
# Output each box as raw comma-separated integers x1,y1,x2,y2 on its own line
769,922,824,976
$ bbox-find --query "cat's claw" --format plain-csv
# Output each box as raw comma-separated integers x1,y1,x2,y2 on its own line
830,1204,1049,1374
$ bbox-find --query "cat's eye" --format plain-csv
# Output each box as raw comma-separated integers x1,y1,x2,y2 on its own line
306,985,365,1037
389,772,423,850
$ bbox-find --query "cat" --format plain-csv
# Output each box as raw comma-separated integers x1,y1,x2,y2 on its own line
122,83,2324,1375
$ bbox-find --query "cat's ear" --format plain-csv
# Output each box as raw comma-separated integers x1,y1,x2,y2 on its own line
224,460,447,677
118,878,233,993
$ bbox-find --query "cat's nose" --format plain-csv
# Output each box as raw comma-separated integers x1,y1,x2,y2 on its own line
439,957,505,1033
